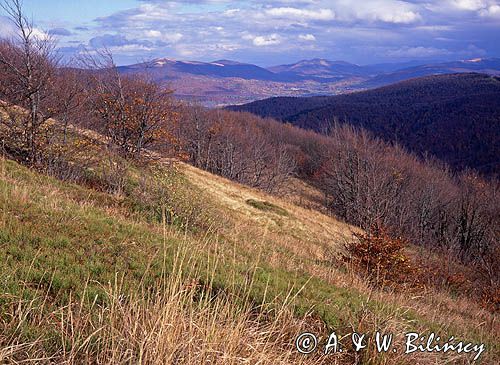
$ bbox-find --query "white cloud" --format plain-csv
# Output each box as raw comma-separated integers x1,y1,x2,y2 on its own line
414,25,455,31
377,11,420,23
109,44,155,53
299,33,316,41
452,0,487,11
144,30,183,43
144,30,161,38
334,0,422,24
131,3,176,22
252,34,282,46
265,7,335,21
57,0,500,65
386,46,451,58
0,16,17,38
434,0,500,17
223,9,241,16
479,4,500,17
31,28,51,41
0,16,50,41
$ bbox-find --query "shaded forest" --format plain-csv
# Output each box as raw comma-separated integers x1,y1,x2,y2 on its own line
229,73,500,175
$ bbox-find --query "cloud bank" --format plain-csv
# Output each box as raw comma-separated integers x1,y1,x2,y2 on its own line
1,0,499,65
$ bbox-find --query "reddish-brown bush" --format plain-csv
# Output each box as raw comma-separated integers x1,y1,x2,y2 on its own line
343,226,418,288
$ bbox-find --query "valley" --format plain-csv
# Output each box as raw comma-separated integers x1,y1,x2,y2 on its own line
230,73,500,175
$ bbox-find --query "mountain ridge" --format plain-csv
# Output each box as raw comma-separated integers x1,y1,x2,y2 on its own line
115,57,500,106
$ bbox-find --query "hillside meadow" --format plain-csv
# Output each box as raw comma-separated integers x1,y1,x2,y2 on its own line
1,152,498,364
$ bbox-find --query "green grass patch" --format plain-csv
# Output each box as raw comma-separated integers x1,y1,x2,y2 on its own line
245,199,289,216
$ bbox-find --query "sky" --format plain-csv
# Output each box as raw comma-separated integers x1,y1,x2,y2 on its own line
1,0,499,66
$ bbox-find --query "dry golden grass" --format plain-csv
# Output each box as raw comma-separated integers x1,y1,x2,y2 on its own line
181,162,357,259
1,154,498,364
179,160,500,364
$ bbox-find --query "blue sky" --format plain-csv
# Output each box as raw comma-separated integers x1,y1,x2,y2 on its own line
1,0,499,66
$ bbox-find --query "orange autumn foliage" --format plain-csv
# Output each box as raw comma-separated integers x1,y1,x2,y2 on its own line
343,226,419,289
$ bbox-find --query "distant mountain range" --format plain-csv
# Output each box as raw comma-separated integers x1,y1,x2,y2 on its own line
267,59,372,79
228,73,500,175
117,57,500,106
119,58,299,82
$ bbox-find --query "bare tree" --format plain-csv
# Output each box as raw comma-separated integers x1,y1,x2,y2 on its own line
0,0,58,163
175,107,295,193
82,51,177,159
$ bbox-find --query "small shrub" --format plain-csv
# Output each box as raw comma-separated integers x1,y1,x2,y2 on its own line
342,226,418,288
480,286,500,313
477,244,500,312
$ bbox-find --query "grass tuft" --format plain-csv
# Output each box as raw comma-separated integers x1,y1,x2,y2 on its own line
246,199,289,216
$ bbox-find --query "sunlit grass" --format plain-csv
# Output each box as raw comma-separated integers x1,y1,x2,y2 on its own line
0,156,498,364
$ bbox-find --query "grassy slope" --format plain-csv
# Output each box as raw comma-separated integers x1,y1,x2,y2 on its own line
0,157,498,363
183,162,499,361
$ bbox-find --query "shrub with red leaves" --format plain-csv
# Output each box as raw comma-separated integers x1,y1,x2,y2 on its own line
343,226,417,288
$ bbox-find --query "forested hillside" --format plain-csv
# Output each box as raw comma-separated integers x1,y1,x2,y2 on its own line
361,58,500,88
229,73,500,175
